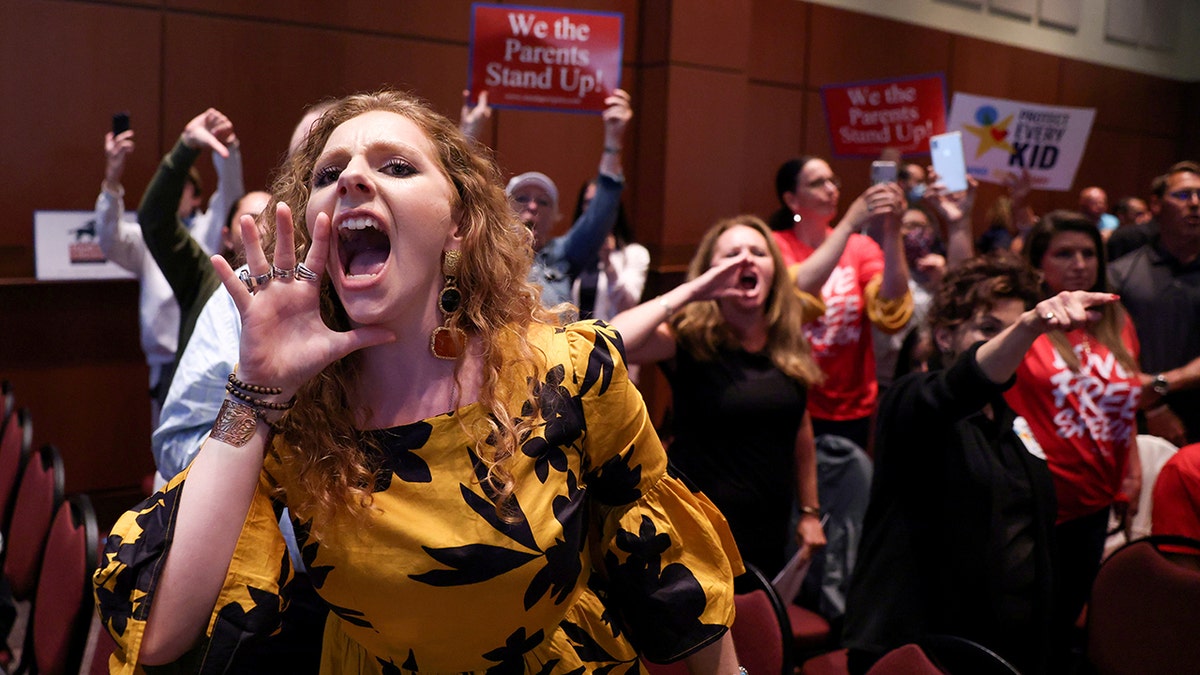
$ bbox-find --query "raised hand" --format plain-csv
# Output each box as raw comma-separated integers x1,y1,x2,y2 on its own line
104,130,135,187
689,251,753,302
924,170,978,224
1034,290,1118,333
459,89,491,140
182,108,237,158
841,182,906,234
601,88,633,144
211,202,396,398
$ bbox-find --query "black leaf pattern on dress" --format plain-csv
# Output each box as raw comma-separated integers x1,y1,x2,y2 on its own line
459,478,539,551
402,649,419,671
482,626,544,674
210,583,282,636
560,619,618,663
326,599,373,628
521,475,586,609
535,365,586,451
291,517,334,589
583,444,642,507
521,435,569,485
532,659,560,675
367,422,434,492
410,543,539,586
94,487,183,635
604,516,716,656
579,326,619,398
93,587,126,637
586,570,624,641
378,658,402,675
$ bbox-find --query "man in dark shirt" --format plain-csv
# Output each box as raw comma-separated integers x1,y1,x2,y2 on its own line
1108,161,1200,446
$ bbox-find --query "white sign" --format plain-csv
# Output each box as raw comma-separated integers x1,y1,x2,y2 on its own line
946,93,1096,192
34,211,137,281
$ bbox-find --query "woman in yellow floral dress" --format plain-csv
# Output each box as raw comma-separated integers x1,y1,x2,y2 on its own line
93,90,743,674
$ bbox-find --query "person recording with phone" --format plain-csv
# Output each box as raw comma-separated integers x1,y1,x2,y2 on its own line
767,156,913,452
94,112,240,426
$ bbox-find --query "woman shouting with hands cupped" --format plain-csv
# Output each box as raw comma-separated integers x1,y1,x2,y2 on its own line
94,90,745,675
612,216,826,580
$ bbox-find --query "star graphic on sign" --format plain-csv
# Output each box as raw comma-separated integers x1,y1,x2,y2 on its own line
963,105,1015,159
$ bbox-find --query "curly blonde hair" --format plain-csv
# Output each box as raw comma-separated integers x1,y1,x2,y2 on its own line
672,215,822,386
262,90,554,532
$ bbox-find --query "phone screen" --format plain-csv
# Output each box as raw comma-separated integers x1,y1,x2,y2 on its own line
871,161,897,185
112,112,131,136
930,131,967,193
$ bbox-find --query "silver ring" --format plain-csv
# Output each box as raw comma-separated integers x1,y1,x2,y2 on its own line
271,265,293,280
1042,311,1056,321
238,269,272,293
294,262,319,282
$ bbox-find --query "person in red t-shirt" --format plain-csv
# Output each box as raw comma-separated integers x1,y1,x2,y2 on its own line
1152,442,1200,563
1003,210,1144,664
767,156,913,450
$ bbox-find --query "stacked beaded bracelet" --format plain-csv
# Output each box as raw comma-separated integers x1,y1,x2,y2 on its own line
225,372,295,418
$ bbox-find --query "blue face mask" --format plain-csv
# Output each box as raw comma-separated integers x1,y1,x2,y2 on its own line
906,183,926,205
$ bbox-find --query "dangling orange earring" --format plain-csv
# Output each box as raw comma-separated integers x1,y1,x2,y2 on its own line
431,250,467,360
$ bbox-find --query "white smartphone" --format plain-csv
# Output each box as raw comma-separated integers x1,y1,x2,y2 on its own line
930,131,968,193
870,160,897,185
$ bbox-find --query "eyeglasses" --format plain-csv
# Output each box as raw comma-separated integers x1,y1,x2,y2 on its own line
1167,188,1200,202
805,176,842,190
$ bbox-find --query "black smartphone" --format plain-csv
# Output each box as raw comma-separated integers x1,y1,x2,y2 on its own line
112,112,131,136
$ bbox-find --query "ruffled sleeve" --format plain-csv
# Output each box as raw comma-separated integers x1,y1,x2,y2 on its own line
92,456,292,674
564,321,744,663
864,274,914,334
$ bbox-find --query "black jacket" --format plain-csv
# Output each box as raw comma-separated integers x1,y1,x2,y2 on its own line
843,343,1057,675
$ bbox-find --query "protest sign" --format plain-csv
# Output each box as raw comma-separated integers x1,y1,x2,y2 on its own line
820,73,947,157
468,3,623,113
946,92,1096,192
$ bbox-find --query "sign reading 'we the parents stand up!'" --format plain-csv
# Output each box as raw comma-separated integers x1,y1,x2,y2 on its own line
468,3,623,114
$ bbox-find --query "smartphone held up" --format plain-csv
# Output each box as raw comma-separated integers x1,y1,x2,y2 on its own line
930,131,968,193
871,160,897,185
112,112,131,136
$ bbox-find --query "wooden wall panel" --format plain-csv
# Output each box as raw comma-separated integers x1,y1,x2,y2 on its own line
160,13,471,195
631,64,668,259
0,0,162,274
949,36,1060,103
808,5,952,87
166,0,475,43
659,67,748,270
0,279,151,526
748,0,809,86
668,0,751,70
1059,60,1183,137
743,84,806,216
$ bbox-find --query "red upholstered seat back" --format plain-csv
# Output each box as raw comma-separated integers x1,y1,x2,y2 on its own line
31,494,99,675
0,408,32,534
1087,536,1200,674
865,644,944,675
3,444,63,600
733,589,786,675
